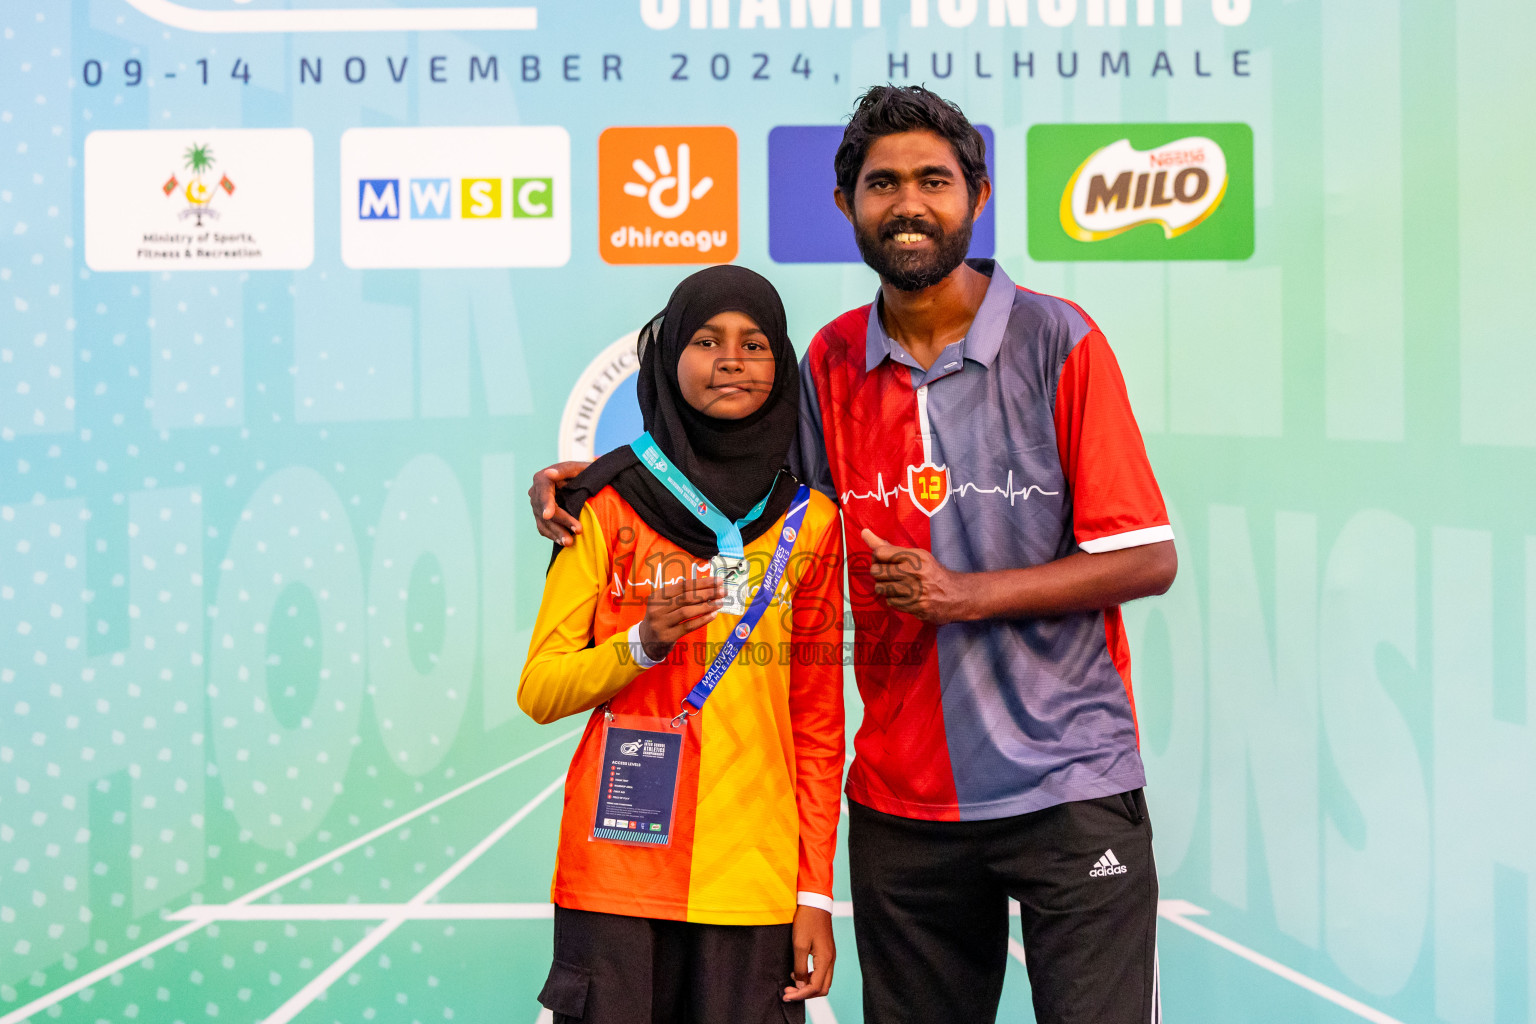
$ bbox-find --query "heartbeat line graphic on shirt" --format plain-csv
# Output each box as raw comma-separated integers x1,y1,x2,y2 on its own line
607,561,791,608
840,470,1060,509
608,561,710,600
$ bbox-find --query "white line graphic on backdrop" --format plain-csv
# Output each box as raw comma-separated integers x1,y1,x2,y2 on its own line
172,902,559,922
1003,900,1400,1024
122,0,537,33
261,773,568,1024
0,728,580,1024
1157,900,1405,1024
808,996,840,1023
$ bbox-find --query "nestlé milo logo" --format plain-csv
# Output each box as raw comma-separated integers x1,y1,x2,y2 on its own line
1029,122,1253,261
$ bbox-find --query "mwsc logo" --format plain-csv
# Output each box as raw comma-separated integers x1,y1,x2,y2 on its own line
1028,123,1253,261
341,126,569,268
356,177,553,221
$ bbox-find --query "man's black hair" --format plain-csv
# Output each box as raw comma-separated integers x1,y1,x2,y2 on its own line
834,85,989,207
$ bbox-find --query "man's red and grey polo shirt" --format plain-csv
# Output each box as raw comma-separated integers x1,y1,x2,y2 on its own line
797,258,1172,822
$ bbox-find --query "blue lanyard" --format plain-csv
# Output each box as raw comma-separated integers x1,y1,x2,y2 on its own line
674,484,812,723
630,431,775,559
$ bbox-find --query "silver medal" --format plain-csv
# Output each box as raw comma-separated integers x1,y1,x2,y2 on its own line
711,555,750,616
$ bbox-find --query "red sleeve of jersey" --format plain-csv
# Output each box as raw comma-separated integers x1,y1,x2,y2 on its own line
1052,330,1173,553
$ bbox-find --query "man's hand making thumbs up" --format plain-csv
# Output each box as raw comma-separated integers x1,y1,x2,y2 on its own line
861,528,972,625
860,527,1179,626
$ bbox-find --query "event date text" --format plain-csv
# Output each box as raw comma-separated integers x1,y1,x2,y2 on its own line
79,48,1254,90
77,52,829,87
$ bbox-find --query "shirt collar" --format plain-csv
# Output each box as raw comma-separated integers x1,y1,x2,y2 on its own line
864,258,1016,373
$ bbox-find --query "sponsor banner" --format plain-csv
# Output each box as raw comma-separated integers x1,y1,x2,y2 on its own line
339,125,570,268
599,125,738,265
766,123,996,264
1027,122,1253,261
83,128,314,271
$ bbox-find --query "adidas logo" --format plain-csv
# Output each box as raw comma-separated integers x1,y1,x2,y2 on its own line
1089,849,1128,878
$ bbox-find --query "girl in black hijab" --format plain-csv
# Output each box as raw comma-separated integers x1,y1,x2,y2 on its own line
520,266,844,1024
556,263,803,558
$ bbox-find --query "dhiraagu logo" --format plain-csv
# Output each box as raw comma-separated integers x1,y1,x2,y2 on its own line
598,126,738,265
1028,123,1254,261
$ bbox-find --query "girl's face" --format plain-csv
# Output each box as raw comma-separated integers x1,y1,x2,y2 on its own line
676,311,776,420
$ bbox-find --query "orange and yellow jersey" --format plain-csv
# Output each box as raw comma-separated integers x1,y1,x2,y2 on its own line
518,484,845,925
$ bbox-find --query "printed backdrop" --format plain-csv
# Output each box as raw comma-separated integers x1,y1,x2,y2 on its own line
2,2,1533,1023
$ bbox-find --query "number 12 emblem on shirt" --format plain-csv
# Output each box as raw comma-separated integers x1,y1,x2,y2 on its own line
906,462,951,517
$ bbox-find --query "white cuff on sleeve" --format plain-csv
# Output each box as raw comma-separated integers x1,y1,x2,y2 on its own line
626,624,662,669
1078,524,1175,554
796,891,835,914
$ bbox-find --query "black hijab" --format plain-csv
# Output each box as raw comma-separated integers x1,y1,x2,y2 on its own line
558,265,802,560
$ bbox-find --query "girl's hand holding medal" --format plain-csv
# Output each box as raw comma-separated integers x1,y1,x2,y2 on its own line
637,576,727,663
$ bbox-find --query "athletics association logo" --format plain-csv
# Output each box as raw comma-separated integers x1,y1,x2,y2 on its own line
734,623,751,640
1027,122,1253,261
599,126,738,264
558,332,644,463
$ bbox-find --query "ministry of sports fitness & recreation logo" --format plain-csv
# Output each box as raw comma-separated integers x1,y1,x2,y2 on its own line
599,126,738,264
84,128,314,271
161,142,236,227
1027,122,1254,261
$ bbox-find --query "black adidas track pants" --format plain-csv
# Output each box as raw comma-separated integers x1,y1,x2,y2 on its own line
848,790,1160,1024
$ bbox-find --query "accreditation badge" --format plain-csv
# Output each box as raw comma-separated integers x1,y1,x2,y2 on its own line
591,711,685,847
710,554,750,616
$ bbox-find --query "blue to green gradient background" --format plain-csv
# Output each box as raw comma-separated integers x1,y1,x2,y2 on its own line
3,2,1534,1023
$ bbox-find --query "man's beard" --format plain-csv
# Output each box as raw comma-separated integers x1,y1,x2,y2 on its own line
854,214,973,292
